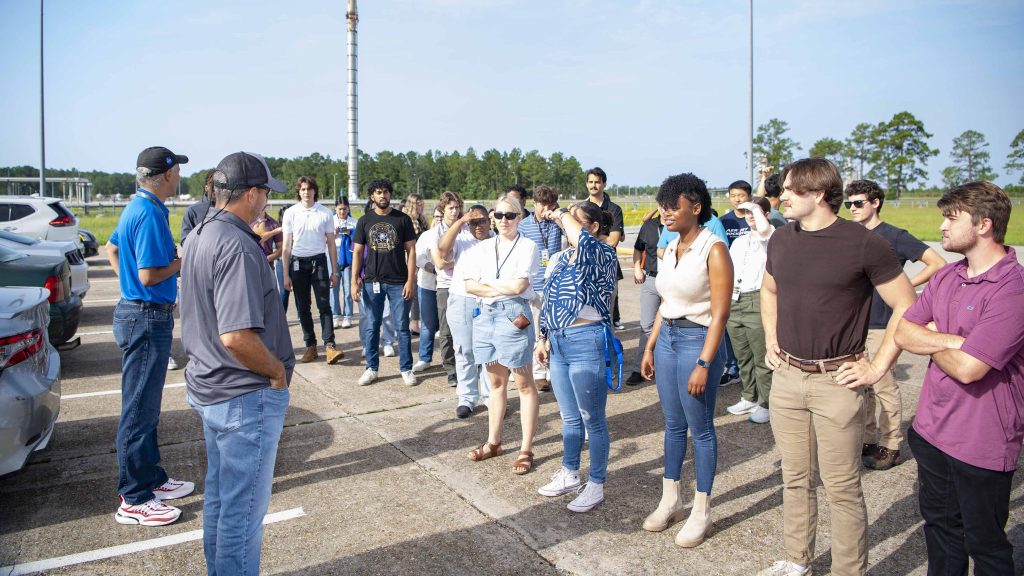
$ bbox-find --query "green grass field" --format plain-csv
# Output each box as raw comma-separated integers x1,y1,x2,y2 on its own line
77,199,1023,247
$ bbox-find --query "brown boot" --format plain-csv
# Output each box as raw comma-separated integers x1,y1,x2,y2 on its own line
536,378,551,392
300,346,318,363
325,344,344,365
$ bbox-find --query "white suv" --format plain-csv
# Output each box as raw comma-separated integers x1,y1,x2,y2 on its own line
0,195,80,245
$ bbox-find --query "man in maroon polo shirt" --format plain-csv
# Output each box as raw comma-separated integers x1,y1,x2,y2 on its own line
895,181,1024,575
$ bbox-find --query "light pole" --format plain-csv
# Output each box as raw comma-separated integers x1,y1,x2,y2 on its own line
748,0,754,185
39,0,46,197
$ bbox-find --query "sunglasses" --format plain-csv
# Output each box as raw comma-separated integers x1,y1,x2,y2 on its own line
493,211,519,221
844,200,867,209
469,218,489,226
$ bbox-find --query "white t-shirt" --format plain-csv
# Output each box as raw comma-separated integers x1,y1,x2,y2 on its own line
424,223,486,290
656,227,723,326
283,203,335,258
458,233,538,304
728,229,771,293
333,215,358,248
415,227,438,291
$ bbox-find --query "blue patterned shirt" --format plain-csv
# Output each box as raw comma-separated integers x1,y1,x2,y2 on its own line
540,229,618,336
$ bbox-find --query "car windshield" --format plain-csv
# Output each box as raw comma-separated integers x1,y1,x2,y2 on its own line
0,244,27,263
0,230,38,246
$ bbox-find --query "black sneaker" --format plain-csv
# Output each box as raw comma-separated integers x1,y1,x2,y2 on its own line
719,372,741,387
626,372,644,386
864,446,903,470
456,405,472,419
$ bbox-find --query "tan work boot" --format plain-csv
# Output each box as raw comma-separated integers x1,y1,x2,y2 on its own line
675,490,712,547
325,344,344,365
300,346,318,363
642,478,686,532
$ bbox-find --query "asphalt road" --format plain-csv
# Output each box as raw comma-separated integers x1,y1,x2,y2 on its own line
1,246,1021,575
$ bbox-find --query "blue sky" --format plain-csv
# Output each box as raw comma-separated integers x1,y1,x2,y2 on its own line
1,0,1022,189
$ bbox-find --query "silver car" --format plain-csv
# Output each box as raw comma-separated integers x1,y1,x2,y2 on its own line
0,286,61,476
0,230,90,300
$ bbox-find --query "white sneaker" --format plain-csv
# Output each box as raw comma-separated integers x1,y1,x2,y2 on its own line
341,316,352,328
538,467,582,497
332,315,343,328
401,370,418,386
727,398,759,415
749,406,771,424
167,356,180,370
383,344,396,357
152,478,194,500
114,496,181,527
757,560,810,576
358,369,377,386
567,481,604,512
412,360,431,373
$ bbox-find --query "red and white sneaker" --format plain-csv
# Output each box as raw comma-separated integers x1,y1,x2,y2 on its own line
153,478,195,500
115,496,181,526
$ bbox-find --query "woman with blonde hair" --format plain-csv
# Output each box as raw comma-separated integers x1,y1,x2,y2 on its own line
461,195,540,475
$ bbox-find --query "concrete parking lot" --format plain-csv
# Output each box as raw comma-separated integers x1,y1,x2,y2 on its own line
1,245,1022,575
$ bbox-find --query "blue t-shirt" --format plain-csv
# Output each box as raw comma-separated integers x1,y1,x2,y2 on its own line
109,189,178,304
657,215,728,248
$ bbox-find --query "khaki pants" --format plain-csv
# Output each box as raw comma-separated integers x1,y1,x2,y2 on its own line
770,361,868,576
862,329,901,450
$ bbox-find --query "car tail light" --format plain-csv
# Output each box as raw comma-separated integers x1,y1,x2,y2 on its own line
49,214,75,227
44,274,66,303
0,328,45,371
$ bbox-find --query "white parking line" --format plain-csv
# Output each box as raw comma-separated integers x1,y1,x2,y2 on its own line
87,278,120,284
0,507,306,576
76,330,114,336
64,383,185,400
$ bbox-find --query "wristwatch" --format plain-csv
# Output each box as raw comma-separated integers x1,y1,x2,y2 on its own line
695,358,710,369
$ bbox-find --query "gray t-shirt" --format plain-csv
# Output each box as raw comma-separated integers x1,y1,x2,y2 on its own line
180,210,296,405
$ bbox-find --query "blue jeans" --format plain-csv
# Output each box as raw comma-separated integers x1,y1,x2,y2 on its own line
188,387,289,576
653,323,726,493
359,299,395,347
418,287,439,362
113,299,173,504
330,265,353,318
549,323,610,484
274,259,289,312
362,282,412,371
446,293,489,407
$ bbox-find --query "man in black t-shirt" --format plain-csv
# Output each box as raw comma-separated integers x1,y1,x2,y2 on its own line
586,167,626,328
846,179,945,471
719,180,753,246
352,179,418,386
627,208,662,384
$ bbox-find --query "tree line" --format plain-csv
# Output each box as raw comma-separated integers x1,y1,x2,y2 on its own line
1,148,589,202
754,113,1024,197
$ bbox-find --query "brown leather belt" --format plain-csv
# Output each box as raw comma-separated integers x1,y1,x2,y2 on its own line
782,351,864,373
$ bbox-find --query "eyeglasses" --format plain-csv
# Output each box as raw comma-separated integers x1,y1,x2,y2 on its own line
493,211,519,221
844,200,867,209
469,218,489,226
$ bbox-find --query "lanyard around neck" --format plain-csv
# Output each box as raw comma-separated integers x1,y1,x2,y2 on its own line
494,233,521,279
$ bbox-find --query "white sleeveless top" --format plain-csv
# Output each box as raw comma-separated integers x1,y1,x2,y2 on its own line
656,227,722,327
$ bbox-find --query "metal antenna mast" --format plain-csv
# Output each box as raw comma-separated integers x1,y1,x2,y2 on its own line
347,0,359,202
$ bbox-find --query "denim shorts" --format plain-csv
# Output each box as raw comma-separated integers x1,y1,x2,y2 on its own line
472,297,535,371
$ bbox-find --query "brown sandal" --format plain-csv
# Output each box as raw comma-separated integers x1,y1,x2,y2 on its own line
467,442,501,461
512,450,534,475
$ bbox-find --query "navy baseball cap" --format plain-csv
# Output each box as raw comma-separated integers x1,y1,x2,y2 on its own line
137,146,188,175
216,152,287,193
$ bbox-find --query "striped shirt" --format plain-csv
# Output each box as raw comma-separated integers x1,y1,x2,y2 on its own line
540,230,618,336
519,214,564,293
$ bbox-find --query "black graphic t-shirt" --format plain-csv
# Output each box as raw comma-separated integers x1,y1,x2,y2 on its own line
353,209,417,284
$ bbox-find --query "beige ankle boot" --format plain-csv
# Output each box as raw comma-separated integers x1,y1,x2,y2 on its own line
675,490,712,547
642,478,686,532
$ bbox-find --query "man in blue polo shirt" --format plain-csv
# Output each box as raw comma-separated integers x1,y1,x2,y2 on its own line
106,146,193,527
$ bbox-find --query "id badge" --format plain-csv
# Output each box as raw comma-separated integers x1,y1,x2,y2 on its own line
540,249,550,266
372,282,381,294
732,285,741,302
292,259,300,272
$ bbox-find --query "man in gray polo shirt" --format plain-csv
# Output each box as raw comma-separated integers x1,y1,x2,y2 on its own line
180,151,294,576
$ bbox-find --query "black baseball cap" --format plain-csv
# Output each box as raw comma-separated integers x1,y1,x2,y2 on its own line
137,146,188,175
216,152,287,193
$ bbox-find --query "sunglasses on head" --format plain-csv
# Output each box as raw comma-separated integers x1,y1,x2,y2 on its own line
493,211,519,221
844,200,867,209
